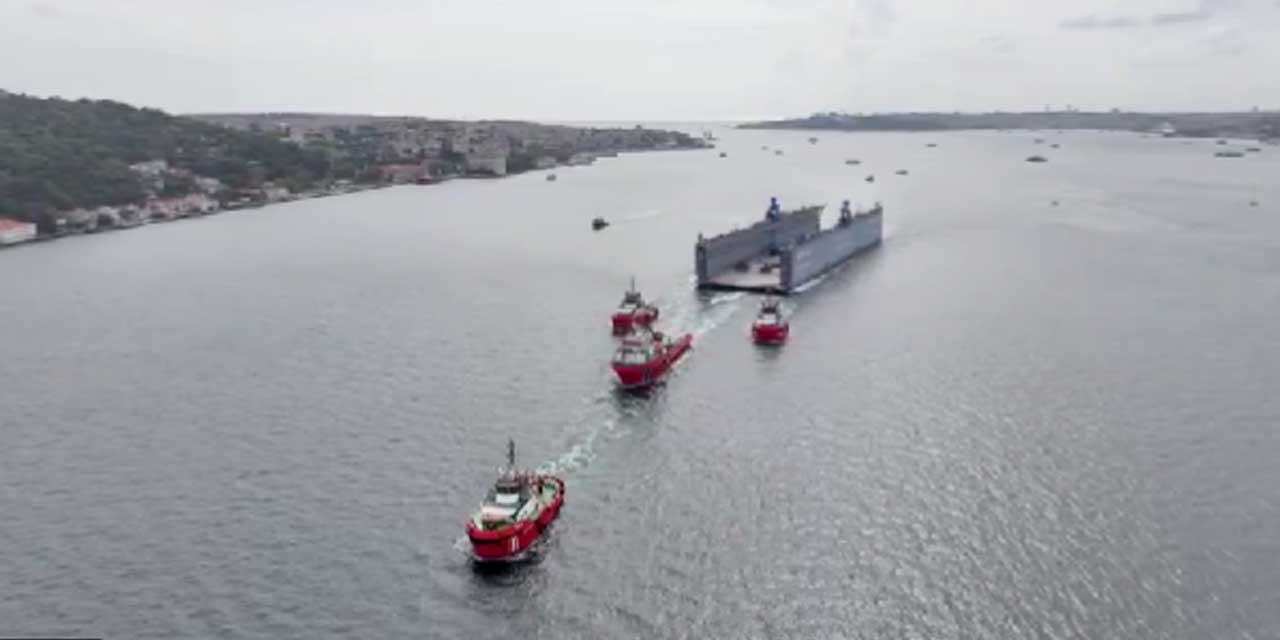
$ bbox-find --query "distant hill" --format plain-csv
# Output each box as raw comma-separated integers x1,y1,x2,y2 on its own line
739,111,1280,139
0,92,329,222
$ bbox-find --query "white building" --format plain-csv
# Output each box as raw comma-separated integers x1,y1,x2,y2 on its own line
0,218,38,245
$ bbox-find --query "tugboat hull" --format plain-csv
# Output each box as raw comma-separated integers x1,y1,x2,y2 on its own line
466,476,565,563
611,334,693,389
752,323,789,345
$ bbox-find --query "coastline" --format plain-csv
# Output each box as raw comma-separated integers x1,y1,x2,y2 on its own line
0,145,707,251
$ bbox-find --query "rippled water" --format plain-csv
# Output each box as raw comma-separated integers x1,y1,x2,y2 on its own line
2,128,1279,639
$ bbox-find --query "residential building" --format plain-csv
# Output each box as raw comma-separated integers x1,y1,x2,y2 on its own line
0,218,37,245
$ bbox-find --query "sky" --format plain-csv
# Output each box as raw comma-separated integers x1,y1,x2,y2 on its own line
0,0,1278,120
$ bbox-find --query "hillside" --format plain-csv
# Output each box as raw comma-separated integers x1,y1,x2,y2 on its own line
0,92,329,222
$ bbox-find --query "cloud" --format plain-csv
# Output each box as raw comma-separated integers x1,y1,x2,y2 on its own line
977,34,1018,54
1204,27,1248,54
1059,14,1140,29
848,0,896,39
1151,9,1213,25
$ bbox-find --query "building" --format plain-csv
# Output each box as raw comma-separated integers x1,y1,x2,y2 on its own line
379,164,425,184
464,149,507,176
0,218,37,245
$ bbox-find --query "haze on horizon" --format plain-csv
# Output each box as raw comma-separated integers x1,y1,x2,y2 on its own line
1,0,1278,121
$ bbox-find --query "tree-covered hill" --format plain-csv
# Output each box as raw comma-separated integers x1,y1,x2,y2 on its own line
0,91,330,220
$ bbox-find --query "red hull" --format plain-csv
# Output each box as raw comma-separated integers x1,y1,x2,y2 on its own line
466,477,565,562
611,334,693,388
611,308,659,334
752,322,789,345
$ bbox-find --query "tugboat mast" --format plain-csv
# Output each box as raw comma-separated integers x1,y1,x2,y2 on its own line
507,438,516,470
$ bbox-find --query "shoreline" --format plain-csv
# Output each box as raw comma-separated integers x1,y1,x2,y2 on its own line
0,146,708,251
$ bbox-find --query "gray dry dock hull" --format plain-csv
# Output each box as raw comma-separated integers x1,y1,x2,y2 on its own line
695,206,882,294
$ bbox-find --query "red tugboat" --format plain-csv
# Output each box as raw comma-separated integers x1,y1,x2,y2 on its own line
610,326,693,389
610,278,660,334
751,297,789,345
465,440,565,563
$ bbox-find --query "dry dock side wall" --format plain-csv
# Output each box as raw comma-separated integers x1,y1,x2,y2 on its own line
695,207,821,284
782,211,882,289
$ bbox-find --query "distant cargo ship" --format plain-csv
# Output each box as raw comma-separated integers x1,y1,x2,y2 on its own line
695,198,882,294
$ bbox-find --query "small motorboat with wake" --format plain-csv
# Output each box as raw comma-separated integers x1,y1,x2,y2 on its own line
465,440,565,563
610,278,659,334
610,326,693,389
751,296,789,345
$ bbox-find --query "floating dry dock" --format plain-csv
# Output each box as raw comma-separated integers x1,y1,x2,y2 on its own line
695,200,883,294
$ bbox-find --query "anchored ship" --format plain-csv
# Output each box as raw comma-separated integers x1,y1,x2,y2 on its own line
695,198,882,294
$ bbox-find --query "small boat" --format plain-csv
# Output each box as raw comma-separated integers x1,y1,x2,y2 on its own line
808,137,819,144
1246,147,1262,153
1034,138,1045,144
546,174,557,182
719,152,727,158
845,159,861,165
610,278,659,334
1026,155,1048,163
1216,139,1227,145
1214,150,1245,158
762,145,769,151
865,174,875,183
610,326,693,389
1050,143,1060,149
592,217,610,230
465,440,566,563
774,149,784,156
751,297,789,345
895,169,908,176
926,143,938,148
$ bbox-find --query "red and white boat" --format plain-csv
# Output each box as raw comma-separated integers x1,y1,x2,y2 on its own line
610,279,659,334
751,297,789,345
465,440,565,563
610,326,693,389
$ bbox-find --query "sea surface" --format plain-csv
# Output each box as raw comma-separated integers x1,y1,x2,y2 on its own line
2,128,1278,639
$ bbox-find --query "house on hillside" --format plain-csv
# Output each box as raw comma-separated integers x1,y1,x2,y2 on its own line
0,218,37,245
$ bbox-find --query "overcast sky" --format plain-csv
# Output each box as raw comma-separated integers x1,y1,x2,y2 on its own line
1,0,1277,120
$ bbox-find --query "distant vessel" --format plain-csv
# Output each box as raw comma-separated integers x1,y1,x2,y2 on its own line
696,198,882,294
592,216,610,230
1246,147,1262,153
865,174,875,182
465,440,566,563
845,159,861,165
1050,143,1060,149
1159,122,1177,137
895,169,908,176
808,137,819,144
1217,139,1228,145
546,173,557,182
719,152,728,158
610,327,693,389
775,149,784,156
926,143,938,148
751,297,789,345
1215,150,1245,158
1026,155,1048,163
610,279,658,334
1034,138,1045,144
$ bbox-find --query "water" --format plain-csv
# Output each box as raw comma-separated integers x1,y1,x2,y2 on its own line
2,128,1279,639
